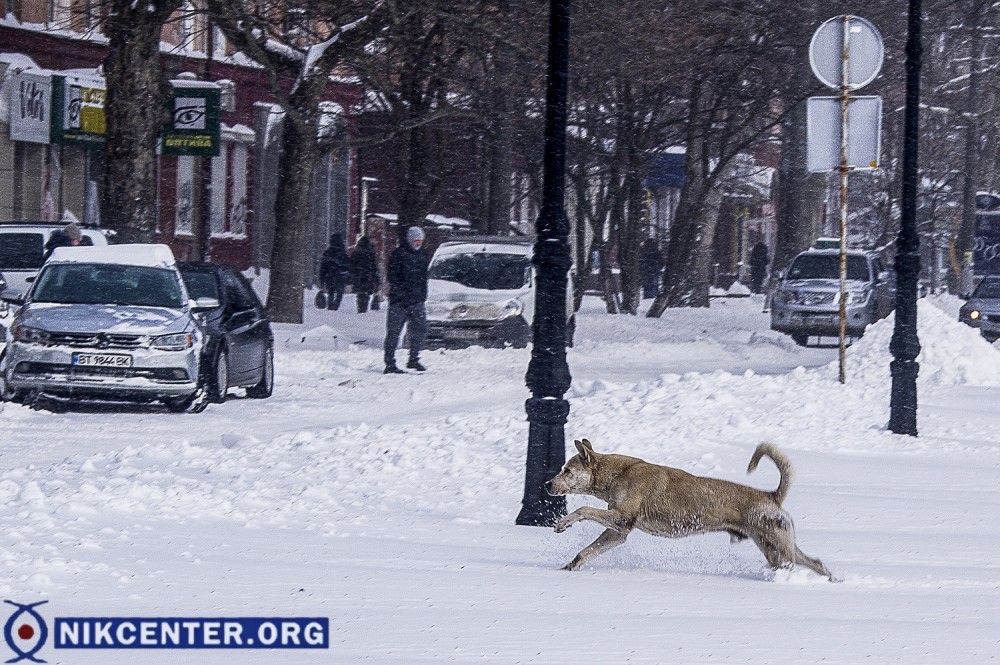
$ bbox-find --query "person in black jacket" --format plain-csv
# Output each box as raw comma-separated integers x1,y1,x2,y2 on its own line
748,239,769,294
640,237,664,299
43,222,83,261
383,226,429,374
319,233,350,310
350,235,379,313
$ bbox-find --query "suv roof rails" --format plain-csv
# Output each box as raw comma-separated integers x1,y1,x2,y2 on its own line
439,235,535,246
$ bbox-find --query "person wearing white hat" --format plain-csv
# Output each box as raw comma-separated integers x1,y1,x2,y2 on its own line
383,226,430,374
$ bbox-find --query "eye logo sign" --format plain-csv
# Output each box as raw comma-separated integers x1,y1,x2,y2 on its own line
3,601,48,663
173,98,207,130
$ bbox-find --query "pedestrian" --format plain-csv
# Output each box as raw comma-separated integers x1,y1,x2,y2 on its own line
319,233,350,311
43,222,82,261
350,234,379,313
640,237,663,299
383,226,429,374
749,239,769,294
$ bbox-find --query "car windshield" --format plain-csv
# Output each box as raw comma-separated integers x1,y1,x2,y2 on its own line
0,233,45,270
787,254,871,281
429,252,531,290
31,263,185,308
973,279,1000,299
179,268,221,301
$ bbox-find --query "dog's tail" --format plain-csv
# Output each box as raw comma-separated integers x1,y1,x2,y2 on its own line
747,443,794,505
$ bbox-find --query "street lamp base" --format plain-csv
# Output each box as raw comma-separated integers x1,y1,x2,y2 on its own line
516,397,569,527
888,358,919,436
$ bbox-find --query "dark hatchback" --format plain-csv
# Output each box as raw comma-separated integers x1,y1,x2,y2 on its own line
177,263,274,402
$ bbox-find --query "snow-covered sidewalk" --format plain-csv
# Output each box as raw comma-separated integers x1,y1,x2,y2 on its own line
1,294,997,664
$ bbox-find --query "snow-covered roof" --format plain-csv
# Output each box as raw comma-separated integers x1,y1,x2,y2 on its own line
48,244,177,268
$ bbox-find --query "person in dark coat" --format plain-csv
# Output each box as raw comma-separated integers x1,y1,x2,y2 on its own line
43,222,83,261
640,238,664,299
350,235,379,313
383,226,429,374
748,240,769,294
319,233,350,310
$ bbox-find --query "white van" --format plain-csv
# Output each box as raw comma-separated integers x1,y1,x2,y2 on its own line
424,236,574,348
0,222,109,300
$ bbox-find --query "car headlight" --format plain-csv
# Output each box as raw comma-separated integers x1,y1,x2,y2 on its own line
12,324,50,345
847,287,871,304
968,309,981,321
772,289,792,305
150,332,194,351
499,298,523,320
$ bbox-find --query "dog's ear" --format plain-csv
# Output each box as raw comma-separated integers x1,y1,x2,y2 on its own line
575,439,595,466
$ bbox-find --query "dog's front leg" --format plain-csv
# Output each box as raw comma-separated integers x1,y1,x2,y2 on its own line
554,506,631,533
563,528,629,571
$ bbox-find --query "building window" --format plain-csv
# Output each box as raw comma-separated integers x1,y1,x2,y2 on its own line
210,147,227,236
175,156,194,235
229,143,248,236
178,0,197,49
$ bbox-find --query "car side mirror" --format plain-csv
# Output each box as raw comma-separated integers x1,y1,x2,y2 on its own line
1,293,24,306
190,297,220,311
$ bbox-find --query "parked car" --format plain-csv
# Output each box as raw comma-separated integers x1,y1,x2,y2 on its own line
424,236,574,349
770,247,895,346
177,262,274,401
0,222,109,300
958,276,1000,342
0,244,219,412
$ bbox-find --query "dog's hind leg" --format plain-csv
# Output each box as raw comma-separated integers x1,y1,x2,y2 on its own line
563,528,629,571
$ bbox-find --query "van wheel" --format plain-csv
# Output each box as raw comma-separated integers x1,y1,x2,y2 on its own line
791,333,810,347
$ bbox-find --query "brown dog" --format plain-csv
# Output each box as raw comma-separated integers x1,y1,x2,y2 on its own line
546,439,833,580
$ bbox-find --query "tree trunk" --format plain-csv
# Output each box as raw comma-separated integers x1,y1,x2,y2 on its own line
772,100,821,283
265,116,320,323
102,1,180,243
618,170,645,315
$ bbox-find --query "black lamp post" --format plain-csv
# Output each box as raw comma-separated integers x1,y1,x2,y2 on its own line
516,0,572,527
888,0,922,436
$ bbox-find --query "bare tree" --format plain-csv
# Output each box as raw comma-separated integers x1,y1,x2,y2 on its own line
204,0,393,323
102,0,184,243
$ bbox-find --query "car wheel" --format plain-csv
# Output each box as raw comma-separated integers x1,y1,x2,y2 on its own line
164,388,208,414
791,332,810,347
246,347,274,399
0,353,19,403
207,349,229,403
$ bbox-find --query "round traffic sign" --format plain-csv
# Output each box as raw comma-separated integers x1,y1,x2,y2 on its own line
809,15,884,91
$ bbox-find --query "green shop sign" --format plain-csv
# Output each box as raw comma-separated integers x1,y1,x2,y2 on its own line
50,74,107,146
162,85,221,157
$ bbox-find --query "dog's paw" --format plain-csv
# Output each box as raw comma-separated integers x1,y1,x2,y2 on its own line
561,561,581,571
554,516,576,533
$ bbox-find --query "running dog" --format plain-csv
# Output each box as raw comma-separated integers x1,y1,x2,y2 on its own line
545,439,834,580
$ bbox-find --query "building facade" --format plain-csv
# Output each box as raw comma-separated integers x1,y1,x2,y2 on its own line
1,1,360,276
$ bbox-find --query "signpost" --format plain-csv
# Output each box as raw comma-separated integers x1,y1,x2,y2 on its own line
807,15,884,384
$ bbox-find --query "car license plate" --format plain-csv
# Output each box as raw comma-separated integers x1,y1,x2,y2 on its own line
443,328,481,340
72,352,133,368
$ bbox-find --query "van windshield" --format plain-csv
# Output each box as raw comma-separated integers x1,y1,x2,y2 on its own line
31,263,185,308
429,252,531,290
787,254,870,281
0,233,45,270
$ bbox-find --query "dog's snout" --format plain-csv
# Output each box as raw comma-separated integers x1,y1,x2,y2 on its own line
544,479,555,495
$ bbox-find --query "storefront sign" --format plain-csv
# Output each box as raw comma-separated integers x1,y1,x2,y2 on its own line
9,70,52,144
162,84,221,156
51,74,107,145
